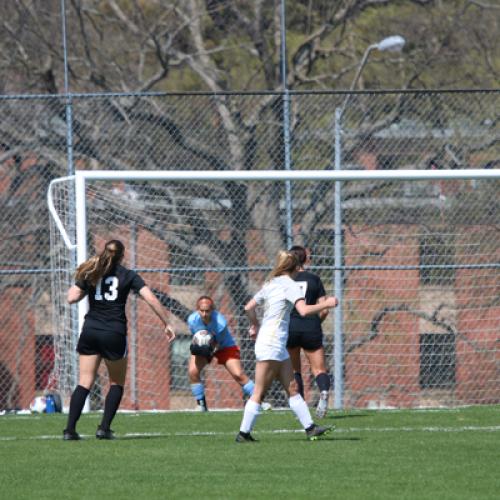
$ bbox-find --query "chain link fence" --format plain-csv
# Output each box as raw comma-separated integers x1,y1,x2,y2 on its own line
1,90,499,412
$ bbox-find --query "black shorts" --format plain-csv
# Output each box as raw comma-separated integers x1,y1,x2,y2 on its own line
77,328,127,361
287,330,323,351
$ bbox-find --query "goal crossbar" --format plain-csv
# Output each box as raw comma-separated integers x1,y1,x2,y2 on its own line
73,168,500,182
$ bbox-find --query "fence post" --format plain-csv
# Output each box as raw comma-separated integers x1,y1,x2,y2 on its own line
333,107,345,409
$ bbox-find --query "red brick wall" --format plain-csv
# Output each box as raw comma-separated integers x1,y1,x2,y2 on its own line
455,254,500,405
0,288,35,408
342,224,500,407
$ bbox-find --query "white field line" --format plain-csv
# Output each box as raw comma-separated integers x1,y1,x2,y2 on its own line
0,425,499,442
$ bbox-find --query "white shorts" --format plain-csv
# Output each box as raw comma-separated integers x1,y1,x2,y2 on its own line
255,343,289,362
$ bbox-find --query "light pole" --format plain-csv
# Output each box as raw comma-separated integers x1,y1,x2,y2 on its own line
333,35,406,410
339,36,406,117
280,0,293,248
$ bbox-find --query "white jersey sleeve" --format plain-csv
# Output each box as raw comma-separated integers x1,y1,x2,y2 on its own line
285,279,305,305
253,287,266,305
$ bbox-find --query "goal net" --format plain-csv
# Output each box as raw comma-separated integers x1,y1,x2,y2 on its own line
48,170,500,411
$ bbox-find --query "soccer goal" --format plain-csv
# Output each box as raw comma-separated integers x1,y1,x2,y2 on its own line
48,169,500,411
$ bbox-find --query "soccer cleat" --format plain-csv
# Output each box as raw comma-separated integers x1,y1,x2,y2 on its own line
63,429,81,441
316,390,329,419
96,426,115,440
306,424,332,441
235,431,257,443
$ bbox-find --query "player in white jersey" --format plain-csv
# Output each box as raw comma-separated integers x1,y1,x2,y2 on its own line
236,250,338,442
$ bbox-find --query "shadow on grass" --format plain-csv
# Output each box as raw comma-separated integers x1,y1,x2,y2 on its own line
324,436,361,442
327,413,371,420
118,434,174,441
290,436,361,443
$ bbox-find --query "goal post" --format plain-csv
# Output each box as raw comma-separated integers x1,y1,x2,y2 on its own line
48,169,500,411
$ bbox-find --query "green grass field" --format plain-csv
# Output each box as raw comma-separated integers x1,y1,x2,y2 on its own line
1,405,499,499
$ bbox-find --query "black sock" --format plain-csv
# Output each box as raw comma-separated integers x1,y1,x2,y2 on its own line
294,372,304,398
315,372,330,393
65,385,90,432
100,385,124,431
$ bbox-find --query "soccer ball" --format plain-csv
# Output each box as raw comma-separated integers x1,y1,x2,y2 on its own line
30,396,46,413
193,330,214,346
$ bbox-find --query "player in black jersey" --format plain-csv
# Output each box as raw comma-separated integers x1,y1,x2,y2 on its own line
287,246,337,418
63,240,175,440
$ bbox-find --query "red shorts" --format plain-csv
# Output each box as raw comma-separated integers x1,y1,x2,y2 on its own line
214,345,240,365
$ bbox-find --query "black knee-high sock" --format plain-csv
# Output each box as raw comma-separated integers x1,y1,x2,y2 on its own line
315,372,330,393
294,372,304,398
66,385,90,432
100,385,124,431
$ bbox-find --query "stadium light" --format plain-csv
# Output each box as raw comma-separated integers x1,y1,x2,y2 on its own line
340,35,406,116
377,35,406,52
333,35,406,410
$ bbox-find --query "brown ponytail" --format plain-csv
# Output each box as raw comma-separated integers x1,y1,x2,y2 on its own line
75,240,125,286
289,245,307,266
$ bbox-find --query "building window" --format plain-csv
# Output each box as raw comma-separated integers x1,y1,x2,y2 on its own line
419,235,455,286
419,333,456,389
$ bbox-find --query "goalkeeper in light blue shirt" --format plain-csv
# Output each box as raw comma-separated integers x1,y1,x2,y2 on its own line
187,295,255,411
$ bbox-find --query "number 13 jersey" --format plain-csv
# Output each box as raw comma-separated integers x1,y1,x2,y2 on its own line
76,264,145,335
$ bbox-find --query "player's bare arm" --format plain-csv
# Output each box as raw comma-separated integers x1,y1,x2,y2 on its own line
67,285,86,304
318,296,329,323
295,296,337,317
139,286,176,342
244,298,259,340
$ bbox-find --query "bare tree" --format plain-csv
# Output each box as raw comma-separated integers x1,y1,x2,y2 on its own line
0,0,498,341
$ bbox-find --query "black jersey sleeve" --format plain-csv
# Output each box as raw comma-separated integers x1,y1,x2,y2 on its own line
130,272,146,294
75,279,88,292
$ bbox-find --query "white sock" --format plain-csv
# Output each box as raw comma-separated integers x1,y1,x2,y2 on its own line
239,399,261,433
289,394,314,429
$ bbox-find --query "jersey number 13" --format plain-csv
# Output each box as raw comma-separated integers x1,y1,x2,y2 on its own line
95,277,119,301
